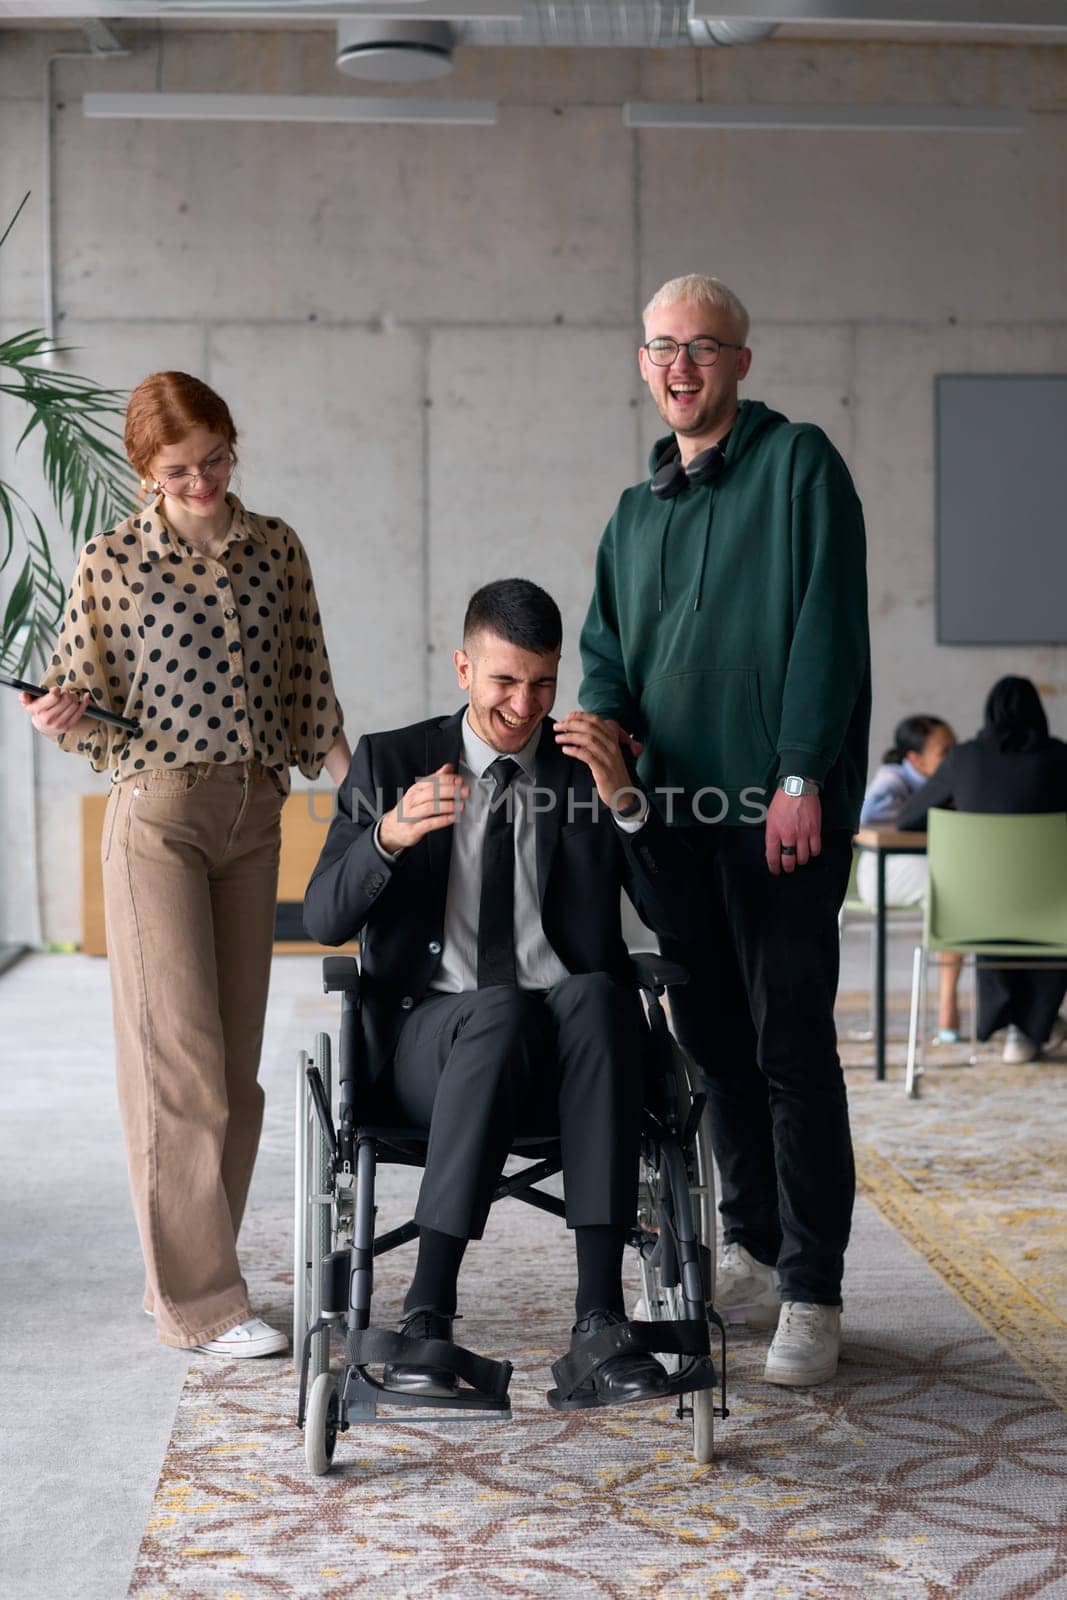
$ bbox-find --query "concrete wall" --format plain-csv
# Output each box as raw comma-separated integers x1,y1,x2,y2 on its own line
1,26,1065,941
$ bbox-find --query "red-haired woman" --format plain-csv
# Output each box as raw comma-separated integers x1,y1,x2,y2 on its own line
22,372,350,1356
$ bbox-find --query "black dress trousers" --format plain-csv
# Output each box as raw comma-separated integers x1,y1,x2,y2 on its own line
389,974,645,1240
661,824,855,1307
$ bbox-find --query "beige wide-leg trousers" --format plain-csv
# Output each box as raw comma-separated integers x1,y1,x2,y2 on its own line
101,762,283,1348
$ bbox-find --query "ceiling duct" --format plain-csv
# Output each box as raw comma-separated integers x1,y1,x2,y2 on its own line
336,20,457,82
687,16,780,44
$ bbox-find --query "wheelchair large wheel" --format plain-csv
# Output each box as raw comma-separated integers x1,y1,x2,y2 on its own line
293,1032,333,1382
637,1040,718,1464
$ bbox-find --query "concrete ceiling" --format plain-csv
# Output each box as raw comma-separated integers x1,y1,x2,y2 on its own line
3,1,1067,46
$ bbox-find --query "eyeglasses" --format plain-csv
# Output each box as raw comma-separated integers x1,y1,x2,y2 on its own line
153,449,235,491
642,337,742,368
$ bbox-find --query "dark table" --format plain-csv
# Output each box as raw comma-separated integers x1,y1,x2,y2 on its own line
852,825,928,1081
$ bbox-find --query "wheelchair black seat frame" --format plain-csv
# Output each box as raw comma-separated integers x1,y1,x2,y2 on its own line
296,952,728,1436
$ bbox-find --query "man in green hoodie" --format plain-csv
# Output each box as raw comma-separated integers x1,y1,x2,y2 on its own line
579,273,871,1387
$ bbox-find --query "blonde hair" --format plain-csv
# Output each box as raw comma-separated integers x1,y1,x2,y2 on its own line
642,275,750,346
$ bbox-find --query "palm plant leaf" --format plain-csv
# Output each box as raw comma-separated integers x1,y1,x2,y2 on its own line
0,512,66,677
1,328,131,549
0,190,30,254
0,319,132,671
0,477,50,573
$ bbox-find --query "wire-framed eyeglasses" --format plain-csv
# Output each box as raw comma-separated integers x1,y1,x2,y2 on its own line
642,336,742,368
153,449,235,490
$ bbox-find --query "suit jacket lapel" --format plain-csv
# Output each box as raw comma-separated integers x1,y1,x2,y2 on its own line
424,708,466,889
534,729,569,908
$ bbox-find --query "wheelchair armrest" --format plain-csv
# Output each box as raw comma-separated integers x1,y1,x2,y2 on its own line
630,952,689,994
322,956,361,995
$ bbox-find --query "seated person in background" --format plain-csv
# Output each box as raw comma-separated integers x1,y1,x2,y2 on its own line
897,676,1067,1065
303,578,698,1407
859,714,962,1043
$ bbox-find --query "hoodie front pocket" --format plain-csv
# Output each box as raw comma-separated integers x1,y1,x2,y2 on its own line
639,668,777,812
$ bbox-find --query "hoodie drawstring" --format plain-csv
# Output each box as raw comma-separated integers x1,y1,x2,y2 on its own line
657,500,676,612
693,490,715,612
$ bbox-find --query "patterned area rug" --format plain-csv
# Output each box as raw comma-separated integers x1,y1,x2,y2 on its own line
126,968,1067,1600
839,989,1067,1410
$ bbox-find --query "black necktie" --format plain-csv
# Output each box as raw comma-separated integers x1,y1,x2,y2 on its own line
477,756,519,989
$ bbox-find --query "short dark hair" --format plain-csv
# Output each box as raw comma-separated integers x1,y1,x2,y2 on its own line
463,578,562,655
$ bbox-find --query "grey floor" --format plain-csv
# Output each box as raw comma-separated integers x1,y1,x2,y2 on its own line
0,926,924,1600
0,954,191,1600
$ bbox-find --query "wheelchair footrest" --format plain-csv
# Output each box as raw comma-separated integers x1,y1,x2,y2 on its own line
347,1326,513,1406
546,1356,718,1413
546,1317,715,1411
343,1366,513,1417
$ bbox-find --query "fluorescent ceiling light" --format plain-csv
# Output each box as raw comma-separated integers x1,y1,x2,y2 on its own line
624,101,1028,131
690,1,1067,26
11,1,521,16
83,91,496,124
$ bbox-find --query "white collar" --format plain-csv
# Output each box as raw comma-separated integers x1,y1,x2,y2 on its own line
461,712,542,781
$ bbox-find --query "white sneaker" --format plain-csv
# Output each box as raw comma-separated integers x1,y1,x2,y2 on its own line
1003,1025,1038,1065
195,1317,289,1358
1042,1016,1067,1057
715,1242,781,1328
764,1302,841,1386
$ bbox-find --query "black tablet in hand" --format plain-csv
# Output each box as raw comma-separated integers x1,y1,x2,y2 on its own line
1,674,142,734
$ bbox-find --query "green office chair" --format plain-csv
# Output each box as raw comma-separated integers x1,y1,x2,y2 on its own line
905,809,1067,1098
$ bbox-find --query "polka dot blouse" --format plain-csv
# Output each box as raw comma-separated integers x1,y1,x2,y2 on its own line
41,494,344,790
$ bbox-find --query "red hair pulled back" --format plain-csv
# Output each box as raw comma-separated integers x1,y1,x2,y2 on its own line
124,371,238,484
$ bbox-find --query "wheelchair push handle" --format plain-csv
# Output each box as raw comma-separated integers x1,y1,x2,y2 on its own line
630,952,689,996
322,956,360,994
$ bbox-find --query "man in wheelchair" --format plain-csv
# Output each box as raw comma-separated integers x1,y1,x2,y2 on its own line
303,578,701,1409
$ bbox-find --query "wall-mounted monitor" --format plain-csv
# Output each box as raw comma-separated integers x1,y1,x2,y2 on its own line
936,374,1067,646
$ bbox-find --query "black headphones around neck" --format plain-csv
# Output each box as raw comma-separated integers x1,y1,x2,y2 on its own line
649,436,730,500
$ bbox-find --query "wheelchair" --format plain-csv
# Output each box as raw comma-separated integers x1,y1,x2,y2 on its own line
293,953,727,1475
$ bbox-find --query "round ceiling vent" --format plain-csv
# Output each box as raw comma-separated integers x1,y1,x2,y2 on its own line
336,20,456,84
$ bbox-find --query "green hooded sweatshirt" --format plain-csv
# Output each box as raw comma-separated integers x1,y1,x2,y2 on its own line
579,398,871,830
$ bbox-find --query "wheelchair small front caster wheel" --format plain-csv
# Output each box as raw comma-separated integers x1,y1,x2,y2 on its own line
305,1371,340,1475
692,1386,715,1464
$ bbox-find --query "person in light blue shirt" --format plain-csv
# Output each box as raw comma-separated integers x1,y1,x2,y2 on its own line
860,726,941,825
859,713,961,1041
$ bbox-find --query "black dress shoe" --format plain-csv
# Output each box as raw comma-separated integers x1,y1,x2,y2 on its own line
570,1308,670,1405
382,1306,458,1397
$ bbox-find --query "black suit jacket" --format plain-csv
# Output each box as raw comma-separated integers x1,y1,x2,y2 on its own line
896,734,1067,832
303,708,698,1083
